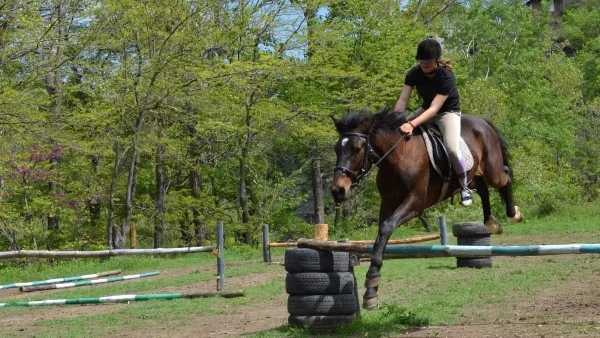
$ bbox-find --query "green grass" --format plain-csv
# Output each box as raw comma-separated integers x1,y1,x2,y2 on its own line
0,202,599,337
17,277,286,338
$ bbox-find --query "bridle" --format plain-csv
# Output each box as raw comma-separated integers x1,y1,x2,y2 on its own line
333,132,375,186
334,131,407,186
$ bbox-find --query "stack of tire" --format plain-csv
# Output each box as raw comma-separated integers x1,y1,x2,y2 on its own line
452,222,493,268
285,248,359,332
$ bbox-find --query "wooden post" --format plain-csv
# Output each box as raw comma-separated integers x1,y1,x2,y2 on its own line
130,220,137,249
314,223,328,241
216,221,225,291
262,224,271,263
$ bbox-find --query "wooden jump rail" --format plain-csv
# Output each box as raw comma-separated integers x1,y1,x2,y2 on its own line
267,234,441,248
1,221,227,293
0,246,215,260
262,217,450,262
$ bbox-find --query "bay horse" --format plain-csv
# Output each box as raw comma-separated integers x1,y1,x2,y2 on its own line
330,109,523,309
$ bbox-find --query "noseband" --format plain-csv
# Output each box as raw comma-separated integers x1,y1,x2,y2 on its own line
334,132,380,186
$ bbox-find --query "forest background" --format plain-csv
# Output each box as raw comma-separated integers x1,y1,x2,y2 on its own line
0,0,599,252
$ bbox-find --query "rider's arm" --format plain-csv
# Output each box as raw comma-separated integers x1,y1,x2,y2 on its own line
394,85,413,112
409,93,448,127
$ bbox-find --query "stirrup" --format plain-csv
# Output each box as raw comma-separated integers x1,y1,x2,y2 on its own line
460,189,474,207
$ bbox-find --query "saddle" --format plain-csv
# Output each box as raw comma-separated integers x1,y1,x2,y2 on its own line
417,124,474,182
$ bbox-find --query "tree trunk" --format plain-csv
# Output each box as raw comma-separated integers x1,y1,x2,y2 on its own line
88,154,102,228
186,123,207,246
239,95,255,244
121,109,145,249
189,171,206,245
108,140,120,249
311,157,325,224
154,142,166,248
44,0,69,249
414,0,424,21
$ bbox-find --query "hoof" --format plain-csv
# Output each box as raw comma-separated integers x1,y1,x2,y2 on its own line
485,216,503,235
362,295,378,309
510,206,523,223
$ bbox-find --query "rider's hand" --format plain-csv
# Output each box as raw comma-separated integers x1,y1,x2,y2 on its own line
400,122,415,135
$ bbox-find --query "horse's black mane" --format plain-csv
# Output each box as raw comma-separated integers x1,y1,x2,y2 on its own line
334,108,409,134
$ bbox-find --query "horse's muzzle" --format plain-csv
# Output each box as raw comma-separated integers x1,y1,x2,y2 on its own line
330,173,352,203
330,186,347,204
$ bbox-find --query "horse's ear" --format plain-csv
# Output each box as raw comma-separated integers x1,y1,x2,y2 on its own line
329,114,339,132
329,114,337,124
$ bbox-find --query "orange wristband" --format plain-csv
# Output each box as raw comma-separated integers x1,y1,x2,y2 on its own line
408,121,415,128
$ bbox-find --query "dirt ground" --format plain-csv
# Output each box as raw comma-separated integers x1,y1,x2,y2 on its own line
396,265,600,338
2,243,600,337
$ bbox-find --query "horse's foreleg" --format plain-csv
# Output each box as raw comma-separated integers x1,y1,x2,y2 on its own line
364,202,421,310
475,177,503,234
499,181,523,222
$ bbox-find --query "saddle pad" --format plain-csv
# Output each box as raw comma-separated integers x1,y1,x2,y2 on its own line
422,132,474,178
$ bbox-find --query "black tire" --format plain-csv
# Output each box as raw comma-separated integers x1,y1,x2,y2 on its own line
456,257,493,268
457,236,491,246
286,272,355,295
288,294,357,316
284,248,350,273
288,315,355,332
452,222,493,238
353,273,361,318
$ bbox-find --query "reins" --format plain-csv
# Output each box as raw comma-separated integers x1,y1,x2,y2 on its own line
332,127,410,230
334,130,410,187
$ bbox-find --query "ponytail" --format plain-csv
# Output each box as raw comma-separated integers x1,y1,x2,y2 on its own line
438,58,453,72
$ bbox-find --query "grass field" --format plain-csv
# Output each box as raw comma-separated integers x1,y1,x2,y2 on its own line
0,203,599,337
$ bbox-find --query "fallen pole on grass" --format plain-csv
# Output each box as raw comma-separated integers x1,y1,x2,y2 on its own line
297,239,600,258
20,271,159,292
0,270,122,290
0,290,245,307
0,246,215,260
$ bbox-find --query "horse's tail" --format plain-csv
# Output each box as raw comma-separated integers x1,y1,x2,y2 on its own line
482,117,512,179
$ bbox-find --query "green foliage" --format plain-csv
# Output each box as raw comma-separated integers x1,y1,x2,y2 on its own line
0,0,598,251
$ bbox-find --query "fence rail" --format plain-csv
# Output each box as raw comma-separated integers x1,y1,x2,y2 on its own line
0,246,215,260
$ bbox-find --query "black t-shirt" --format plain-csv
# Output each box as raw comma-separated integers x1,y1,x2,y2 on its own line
404,65,461,113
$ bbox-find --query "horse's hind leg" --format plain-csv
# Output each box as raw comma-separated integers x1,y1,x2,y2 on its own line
475,176,502,234
475,176,491,223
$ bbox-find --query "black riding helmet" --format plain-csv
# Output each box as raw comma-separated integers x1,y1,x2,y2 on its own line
416,39,441,61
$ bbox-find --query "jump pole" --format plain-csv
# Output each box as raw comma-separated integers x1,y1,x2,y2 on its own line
0,270,122,290
380,244,600,258
297,239,600,258
262,227,442,262
0,290,245,307
19,271,159,292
